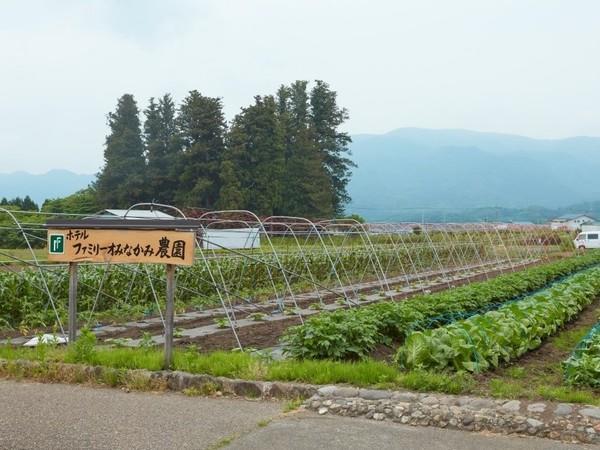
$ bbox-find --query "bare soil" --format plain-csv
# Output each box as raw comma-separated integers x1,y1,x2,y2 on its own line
178,316,303,352
0,258,552,347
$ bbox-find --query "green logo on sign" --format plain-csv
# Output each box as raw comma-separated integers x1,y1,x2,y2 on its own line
49,234,65,254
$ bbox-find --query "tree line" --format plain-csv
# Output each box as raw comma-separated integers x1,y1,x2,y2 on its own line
0,196,38,211
94,80,354,218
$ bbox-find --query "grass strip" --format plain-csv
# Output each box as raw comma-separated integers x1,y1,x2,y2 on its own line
1,341,597,404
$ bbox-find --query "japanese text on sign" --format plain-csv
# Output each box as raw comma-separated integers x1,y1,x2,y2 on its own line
47,228,195,266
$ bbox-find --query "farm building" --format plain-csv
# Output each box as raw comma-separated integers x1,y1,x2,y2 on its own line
201,228,261,250
549,213,596,231
93,209,175,220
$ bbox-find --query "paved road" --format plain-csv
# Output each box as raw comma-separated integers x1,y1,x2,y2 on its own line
0,380,280,449
230,414,593,450
0,380,592,450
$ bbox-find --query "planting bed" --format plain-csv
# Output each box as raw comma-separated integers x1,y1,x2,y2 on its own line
1,257,528,347
470,299,600,404
396,266,600,372
563,319,600,389
283,252,600,360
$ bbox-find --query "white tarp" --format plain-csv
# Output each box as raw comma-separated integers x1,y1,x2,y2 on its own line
23,334,67,347
202,228,261,250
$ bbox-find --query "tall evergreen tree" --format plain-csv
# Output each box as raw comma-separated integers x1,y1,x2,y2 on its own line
220,95,284,215
144,94,180,203
96,94,146,207
278,81,333,218
310,80,354,215
175,91,226,208
21,195,38,211
216,159,245,210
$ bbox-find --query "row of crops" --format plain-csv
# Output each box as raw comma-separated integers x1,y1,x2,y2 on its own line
0,242,488,330
282,252,600,360
563,322,600,388
396,267,600,372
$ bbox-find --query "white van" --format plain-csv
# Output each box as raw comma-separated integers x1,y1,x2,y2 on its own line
574,232,600,249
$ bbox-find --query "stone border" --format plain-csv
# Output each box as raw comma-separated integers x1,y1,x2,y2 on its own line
308,386,600,444
0,358,316,400
1,358,598,444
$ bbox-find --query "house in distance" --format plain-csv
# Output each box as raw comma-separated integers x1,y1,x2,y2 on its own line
549,213,596,231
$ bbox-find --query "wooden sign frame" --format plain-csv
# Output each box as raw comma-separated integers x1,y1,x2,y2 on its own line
45,219,201,369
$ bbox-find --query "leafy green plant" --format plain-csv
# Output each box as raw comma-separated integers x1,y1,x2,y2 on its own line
34,333,51,363
248,313,267,322
562,322,600,388
396,267,600,372
65,328,97,364
214,317,229,329
139,332,154,350
283,253,600,360
283,308,299,316
105,337,131,348
0,233,569,331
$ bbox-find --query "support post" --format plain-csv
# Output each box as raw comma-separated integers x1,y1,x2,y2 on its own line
68,262,78,343
164,264,176,369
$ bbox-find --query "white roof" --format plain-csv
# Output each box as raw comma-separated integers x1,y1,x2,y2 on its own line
552,213,595,222
100,209,175,219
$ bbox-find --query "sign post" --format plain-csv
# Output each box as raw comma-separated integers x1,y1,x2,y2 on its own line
68,262,78,343
46,218,199,368
164,264,176,369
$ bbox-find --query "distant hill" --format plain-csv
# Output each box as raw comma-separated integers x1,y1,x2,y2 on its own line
5,128,600,222
347,128,600,221
0,170,95,207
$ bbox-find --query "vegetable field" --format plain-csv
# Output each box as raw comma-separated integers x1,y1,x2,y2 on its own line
396,266,600,372
1,208,567,337
0,207,597,405
282,252,600,359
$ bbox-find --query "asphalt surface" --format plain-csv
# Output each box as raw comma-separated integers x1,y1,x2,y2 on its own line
230,414,593,450
0,379,594,450
0,379,280,449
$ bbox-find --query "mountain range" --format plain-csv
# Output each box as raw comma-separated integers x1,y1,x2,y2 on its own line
347,128,600,221
1,128,600,221
0,170,95,207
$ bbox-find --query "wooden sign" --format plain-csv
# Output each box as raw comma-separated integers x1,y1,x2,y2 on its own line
47,228,195,266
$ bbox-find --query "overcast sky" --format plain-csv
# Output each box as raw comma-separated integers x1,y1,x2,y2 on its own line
1,0,599,174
